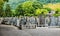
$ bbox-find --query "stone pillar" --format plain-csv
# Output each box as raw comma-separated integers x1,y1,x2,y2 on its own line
50,16,56,26
57,16,60,26
16,19,20,27
0,18,3,24
36,17,40,27
45,17,50,27
39,15,45,27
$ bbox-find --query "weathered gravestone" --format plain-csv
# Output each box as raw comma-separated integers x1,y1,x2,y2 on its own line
39,14,45,27
12,17,18,26
0,18,3,24
2,17,10,25
57,16,60,26
19,17,36,29
49,16,57,26
9,17,14,25
29,17,36,24
36,17,40,27
20,17,27,25
16,18,20,27
45,17,50,27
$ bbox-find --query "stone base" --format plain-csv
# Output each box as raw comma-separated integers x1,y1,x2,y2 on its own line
19,24,36,30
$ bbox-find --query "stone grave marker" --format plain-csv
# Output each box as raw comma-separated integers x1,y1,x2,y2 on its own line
50,16,57,26
57,16,60,26
29,17,35,24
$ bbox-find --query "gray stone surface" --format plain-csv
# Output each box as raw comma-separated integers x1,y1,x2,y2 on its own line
0,30,32,36
0,25,18,31
50,16,57,26
0,18,3,24
0,25,60,36
29,17,35,24
24,27,60,36
57,16,60,26
0,24,31,36
0,31,31,36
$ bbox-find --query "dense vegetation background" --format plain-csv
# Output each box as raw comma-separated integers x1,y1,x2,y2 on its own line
0,0,60,17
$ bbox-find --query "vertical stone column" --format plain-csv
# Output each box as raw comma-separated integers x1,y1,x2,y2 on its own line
45,17,49,27
50,16,57,26
0,18,3,24
36,17,40,27
16,18,20,27
26,17,29,25
57,16,60,26
39,15,45,27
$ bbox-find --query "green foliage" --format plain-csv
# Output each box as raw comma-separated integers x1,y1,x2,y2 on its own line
5,4,12,17
3,0,9,2
32,1,43,9
44,8,51,11
35,8,41,16
53,13,60,17
53,11,60,17
16,1,43,16
11,10,17,17
37,0,60,4
56,8,60,12
0,0,9,17
53,8,60,17
35,8,48,16
0,0,60,17
0,0,4,17
41,9,48,15
0,0,4,5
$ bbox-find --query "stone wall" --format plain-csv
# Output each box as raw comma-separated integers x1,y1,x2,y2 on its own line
0,16,60,28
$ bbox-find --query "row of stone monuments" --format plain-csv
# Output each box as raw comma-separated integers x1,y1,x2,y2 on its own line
0,14,60,29
38,10,60,27
49,16,60,26
0,17,37,29
0,16,60,26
